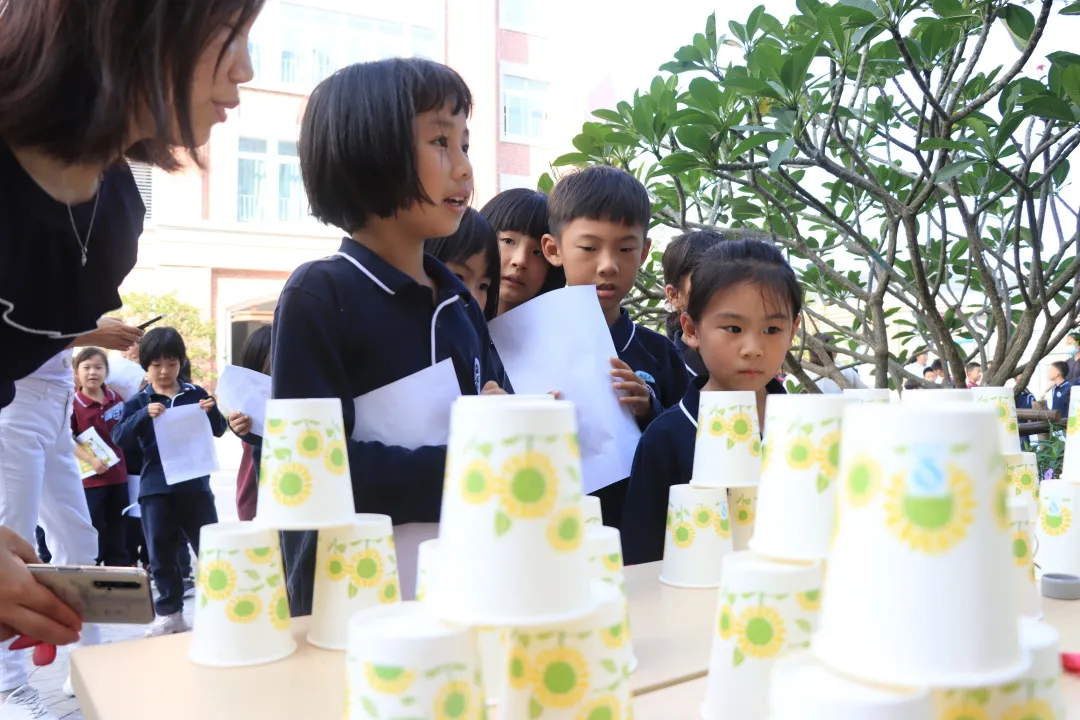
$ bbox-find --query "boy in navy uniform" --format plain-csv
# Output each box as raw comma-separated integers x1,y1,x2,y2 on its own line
272,59,506,615
112,327,227,636
1046,361,1072,418
542,166,688,530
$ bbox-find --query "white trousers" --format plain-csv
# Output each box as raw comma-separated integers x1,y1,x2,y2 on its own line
0,377,101,691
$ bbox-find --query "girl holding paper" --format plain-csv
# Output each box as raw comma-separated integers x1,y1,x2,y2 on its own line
71,348,130,568
226,324,272,522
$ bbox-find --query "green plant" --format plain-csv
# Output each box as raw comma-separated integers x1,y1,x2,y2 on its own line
112,293,216,384
545,0,1080,392
1031,431,1065,479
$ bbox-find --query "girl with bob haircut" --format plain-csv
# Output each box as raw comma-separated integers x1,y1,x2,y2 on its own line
424,208,502,321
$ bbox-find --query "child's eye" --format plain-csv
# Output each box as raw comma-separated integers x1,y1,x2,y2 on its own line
765,326,782,335
500,237,515,246
722,325,742,333
462,143,470,154
579,246,596,252
479,282,491,292
454,273,465,283
532,248,543,256
434,136,449,147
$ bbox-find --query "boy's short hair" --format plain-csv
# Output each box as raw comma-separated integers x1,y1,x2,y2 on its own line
966,361,981,373
299,58,472,234
930,359,943,372
548,165,651,238
923,366,937,379
1051,360,1069,379
139,327,187,371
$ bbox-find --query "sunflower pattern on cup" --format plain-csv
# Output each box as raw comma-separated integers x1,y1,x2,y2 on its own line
700,403,760,451
547,506,584,552
711,582,821,677
843,454,882,508
732,493,756,527
936,684,1061,720
884,460,977,555
317,530,399,607
1040,497,1072,537
1007,459,1039,499
195,544,288,631
665,502,697,549
1011,528,1032,568
349,659,484,720
1069,414,1079,437
763,414,843,493
973,395,1020,439
259,416,349,508
713,499,731,539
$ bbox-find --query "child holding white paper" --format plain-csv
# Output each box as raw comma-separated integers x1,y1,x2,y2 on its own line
273,58,507,615
226,324,271,521
71,347,130,567
479,188,565,316
112,327,227,636
622,240,802,564
541,165,689,530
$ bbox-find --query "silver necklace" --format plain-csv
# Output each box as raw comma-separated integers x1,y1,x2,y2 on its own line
61,173,102,267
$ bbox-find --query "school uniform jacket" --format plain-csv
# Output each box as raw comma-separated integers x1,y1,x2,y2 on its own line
590,310,690,531
271,238,507,615
672,330,708,380
1051,381,1072,418
111,382,228,498
622,373,786,566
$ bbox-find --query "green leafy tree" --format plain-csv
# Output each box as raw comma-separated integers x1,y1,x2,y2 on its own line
547,0,1080,391
112,293,216,384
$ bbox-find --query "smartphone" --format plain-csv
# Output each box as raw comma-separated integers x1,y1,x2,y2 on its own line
28,565,155,625
137,315,165,331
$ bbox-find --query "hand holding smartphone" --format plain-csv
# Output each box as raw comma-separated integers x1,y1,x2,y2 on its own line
27,565,154,625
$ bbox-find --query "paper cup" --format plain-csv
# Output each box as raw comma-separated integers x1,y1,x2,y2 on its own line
414,539,439,603
1008,501,1041,619
701,552,823,720
189,522,294,667
1004,452,1040,513
660,484,733,588
932,618,1064,720
435,399,593,626
308,514,399,650
1035,480,1080,576
502,583,633,720
729,486,757,551
842,388,891,404
690,390,762,488
255,398,356,529
749,395,847,562
1061,391,1080,481
586,527,636,671
768,652,932,720
971,387,1022,454
900,388,972,404
815,404,1028,687
345,602,484,720
582,495,604,528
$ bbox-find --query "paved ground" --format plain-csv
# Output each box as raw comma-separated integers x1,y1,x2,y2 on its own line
32,437,242,719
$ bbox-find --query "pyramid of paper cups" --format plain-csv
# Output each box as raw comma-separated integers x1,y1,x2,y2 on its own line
190,397,362,668
1035,391,1080,578
695,394,843,719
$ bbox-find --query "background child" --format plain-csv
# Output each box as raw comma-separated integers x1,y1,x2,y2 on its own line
662,229,725,377
480,187,564,315
226,324,272,522
425,207,501,320
966,362,983,388
542,165,689,529
274,58,506,615
622,240,802,564
71,347,130,567
112,327,227,636
1044,360,1072,418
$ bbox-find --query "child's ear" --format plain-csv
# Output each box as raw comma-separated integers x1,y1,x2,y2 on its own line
664,283,679,308
680,313,700,350
789,314,802,343
638,238,652,266
541,234,564,267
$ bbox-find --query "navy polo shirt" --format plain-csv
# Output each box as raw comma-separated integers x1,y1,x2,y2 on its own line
1051,381,1072,418
590,309,690,531
1015,389,1036,411
672,330,708,380
111,382,228,497
272,238,505,614
622,373,785,565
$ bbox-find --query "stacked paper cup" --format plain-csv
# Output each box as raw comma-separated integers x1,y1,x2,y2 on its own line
784,403,1035,717
1039,391,1080,577
971,386,1022,454
842,388,890,404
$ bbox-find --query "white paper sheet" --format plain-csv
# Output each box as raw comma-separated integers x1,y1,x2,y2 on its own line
488,286,642,493
352,359,462,450
215,364,272,436
123,475,141,518
107,357,146,401
153,404,220,485
75,427,122,480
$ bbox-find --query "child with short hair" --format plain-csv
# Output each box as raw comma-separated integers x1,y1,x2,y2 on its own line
966,362,983,388
226,324,272,522
1045,360,1072,418
661,229,725,377
71,347,130,567
112,327,227,636
274,58,507,614
425,207,501,320
622,240,802,564
542,165,689,529
480,188,564,315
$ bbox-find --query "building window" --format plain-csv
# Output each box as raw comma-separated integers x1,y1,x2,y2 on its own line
129,163,154,220
500,0,547,33
251,4,441,92
502,75,548,143
237,138,309,224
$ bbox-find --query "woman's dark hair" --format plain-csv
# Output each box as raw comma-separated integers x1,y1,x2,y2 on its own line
139,326,187,371
478,188,565,297
685,239,803,323
425,209,501,320
74,347,109,388
239,324,272,375
300,58,472,234
0,0,265,170
661,229,725,337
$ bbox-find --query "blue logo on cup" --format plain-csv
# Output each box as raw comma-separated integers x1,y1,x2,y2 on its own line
720,502,728,520
1049,499,1062,516
908,443,947,497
